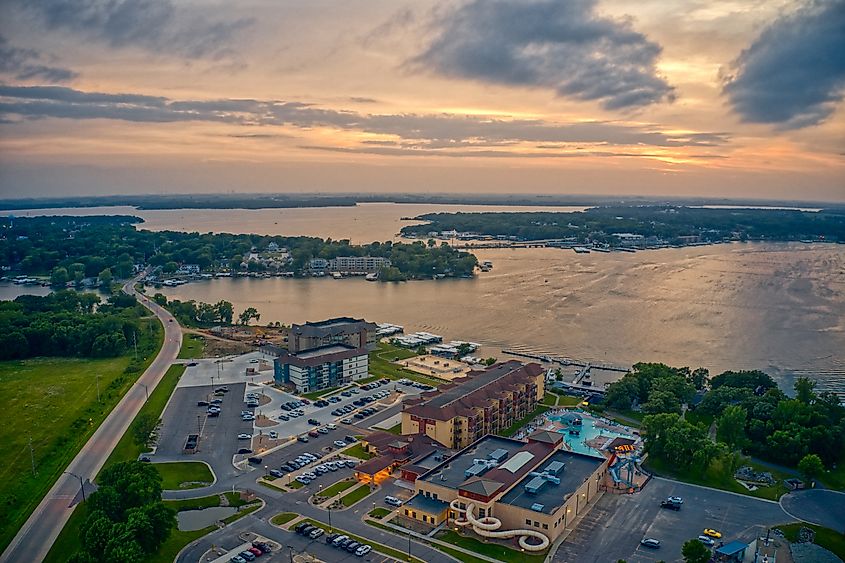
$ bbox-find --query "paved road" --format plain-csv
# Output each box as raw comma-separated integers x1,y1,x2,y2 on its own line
552,477,793,563
780,489,845,532
1,277,182,563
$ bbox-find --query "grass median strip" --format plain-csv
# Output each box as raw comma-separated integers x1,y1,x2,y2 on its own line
298,518,426,563
366,520,491,563
320,479,356,498
340,484,373,507
270,512,298,526
153,461,214,490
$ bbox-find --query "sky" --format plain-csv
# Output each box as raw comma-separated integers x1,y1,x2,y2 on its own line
0,0,843,202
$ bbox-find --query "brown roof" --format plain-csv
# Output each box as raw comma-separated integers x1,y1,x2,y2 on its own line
459,477,504,497
404,362,543,422
358,431,442,476
275,343,365,367
528,430,563,445
355,455,396,476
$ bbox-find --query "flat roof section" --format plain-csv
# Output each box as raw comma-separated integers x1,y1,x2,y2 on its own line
419,435,532,491
404,494,450,516
498,450,605,515
294,344,358,359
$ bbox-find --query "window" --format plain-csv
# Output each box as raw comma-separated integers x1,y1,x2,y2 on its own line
405,509,410,516
543,524,548,530
432,493,438,500
412,511,417,518
478,508,486,518
533,521,539,527
526,519,531,525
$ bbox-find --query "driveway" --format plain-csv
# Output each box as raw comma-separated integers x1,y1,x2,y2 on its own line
780,489,845,532
552,477,793,563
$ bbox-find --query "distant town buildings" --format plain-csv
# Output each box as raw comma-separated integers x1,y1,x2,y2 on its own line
402,361,545,449
308,256,391,274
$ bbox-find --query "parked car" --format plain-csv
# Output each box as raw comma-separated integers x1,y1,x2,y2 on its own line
355,545,372,557
341,418,353,424
239,550,256,561
334,440,347,448
327,423,337,430
238,448,253,454
640,538,661,549
668,496,684,504
384,496,402,507
698,535,715,546
238,433,252,440
269,431,278,439
308,430,319,437
702,529,722,539
310,528,324,539
270,469,283,478
247,456,262,463
660,500,680,510
230,556,246,563
332,535,349,547
197,400,209,406
345,541,360,553
345,435,357,443
298,435,309,442
278,414,289,421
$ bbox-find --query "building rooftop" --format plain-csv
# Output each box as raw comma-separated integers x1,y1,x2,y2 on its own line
294,344,358,359
498,450,605,515
292,317,377,337
426,361,535,409
419,435,554,494
715,541,748,557
404,494,450,516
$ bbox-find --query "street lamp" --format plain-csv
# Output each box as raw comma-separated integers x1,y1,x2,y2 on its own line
64,471,86,502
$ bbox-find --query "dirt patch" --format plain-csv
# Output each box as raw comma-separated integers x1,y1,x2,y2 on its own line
255,414,277,428
204,337,254,357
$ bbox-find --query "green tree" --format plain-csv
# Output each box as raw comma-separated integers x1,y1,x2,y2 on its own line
98,268,113,292
152,293,167,306
681,538,711,563
484,357,497,366
50,266,69,288
689,368,710,390
238,307,261,325
716,405,747,450
215,300,234,324
794,377,816,404
131,413,159,446
798,453,825,482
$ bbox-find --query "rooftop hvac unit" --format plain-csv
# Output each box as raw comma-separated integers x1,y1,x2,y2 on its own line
545,461,566,475
488,448,509,462
530,503,545,512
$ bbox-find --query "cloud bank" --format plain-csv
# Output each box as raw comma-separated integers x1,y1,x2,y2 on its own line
0,36,77,82
0,85,727,152
413,0,674,110
9,0,253,59
722,0,845,129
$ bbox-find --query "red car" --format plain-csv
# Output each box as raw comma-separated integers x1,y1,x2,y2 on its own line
300,398,310,404
308,430,320,437
248,547,262,557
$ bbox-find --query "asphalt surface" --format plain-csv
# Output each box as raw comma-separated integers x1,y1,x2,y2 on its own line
1,277,183,563
780,489,845,532
552,477,793,563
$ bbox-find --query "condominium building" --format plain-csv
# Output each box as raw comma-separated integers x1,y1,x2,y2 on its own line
289,317,379,353
308,256,391,273
273,343,368,393
401,361,545,449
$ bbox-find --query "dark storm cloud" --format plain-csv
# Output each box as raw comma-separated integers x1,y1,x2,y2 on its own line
10,0,253,59
0,84,727,149
722,0,845,129
0,36,77,82
412,0,674,110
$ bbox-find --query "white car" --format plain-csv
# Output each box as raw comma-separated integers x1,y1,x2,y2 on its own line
334,440,347,448
237,433,252,440
325,462,338,471
269,431,278,439
697,535,715,546
249,359,259,364
384,496,402,507
355,545,372,556
326,423,337,430
667,496,683,504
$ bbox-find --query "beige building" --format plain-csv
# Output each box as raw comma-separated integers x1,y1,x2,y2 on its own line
401,431,608,546
401,361,545,449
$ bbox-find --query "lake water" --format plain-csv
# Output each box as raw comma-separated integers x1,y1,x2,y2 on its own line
1,202,587,243
3,204,843,398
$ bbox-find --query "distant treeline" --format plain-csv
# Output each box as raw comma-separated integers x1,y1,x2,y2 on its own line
2,193,843,211
0,215,477,280
401,206,845,243
0,291,151,360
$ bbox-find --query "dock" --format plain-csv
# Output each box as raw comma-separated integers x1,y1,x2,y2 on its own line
502,349,628,373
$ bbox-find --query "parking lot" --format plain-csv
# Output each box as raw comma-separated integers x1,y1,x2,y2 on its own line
152,382,250,481
552,478,792,563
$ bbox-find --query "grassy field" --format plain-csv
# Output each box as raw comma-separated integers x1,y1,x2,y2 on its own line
369,343,446,387
177,333,205,359
300,518,426,563
343,443,374,460
0,316,162,551
776,523,845,560
320,478,356,498
436,530,546,563
44,364,185,563
270,512,298,526
164,494,221,512
645,456,790,501
153,461,214,490
820,457,845,491
385,423,402,435
368,507,391,519
500,405,551,437
340,484,373,507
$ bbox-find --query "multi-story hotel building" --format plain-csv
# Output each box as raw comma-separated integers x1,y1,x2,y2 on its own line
401,361,545,449
288,317,379,353
273,344,368,393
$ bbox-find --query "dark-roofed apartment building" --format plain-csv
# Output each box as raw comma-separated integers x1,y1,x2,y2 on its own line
273,343,368,393
402,431,607,545
401,361,545,449
288,317,378,353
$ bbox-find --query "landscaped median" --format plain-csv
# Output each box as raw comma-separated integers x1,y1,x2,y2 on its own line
153,461,215,490
318,478,357,499
776,523,845,561
270,512,298,526
294,517,426,563
339,483,374,507
342,442,373,460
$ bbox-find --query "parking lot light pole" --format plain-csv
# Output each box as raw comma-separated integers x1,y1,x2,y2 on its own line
64,471,86,502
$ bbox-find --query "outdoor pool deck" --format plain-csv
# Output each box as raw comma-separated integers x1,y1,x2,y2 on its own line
514,409,639,458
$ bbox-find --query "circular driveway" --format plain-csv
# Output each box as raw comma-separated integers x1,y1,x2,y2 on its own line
780,489,845,531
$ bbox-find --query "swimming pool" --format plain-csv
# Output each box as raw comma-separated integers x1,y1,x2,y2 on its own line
546,413,635,457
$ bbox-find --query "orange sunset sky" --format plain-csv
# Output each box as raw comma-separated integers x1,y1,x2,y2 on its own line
0,0,843,201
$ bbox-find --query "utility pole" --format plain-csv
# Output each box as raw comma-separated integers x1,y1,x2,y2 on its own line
64,471,86,502
29,436,36,476
96,373,101,403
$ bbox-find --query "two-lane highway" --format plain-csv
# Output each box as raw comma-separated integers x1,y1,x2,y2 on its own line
1,277,183,563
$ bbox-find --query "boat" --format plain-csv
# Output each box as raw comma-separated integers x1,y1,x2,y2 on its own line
365,273,379,281
331,272,342,279
573,247,591,254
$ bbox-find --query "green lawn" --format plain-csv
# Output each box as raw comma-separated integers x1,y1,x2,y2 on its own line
386,423,402,435
147,526,216,563
258,478,288,493
300,518,425,563
271,512,298,526
153,461,214,490
368,507,391,519
45,364,185,563
368,343,445,387
340,484,373,507
288,479,304,489
436,530,547,563
554,393,583,407
366,520,499,563
177,333,205,359
343,443,374,460
820,456,845,491
542,393,557,406
645,456,790,501
320,479,356,498
776,523,845,560
0,316,162,551
164,494,220,512
500,405,551,437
